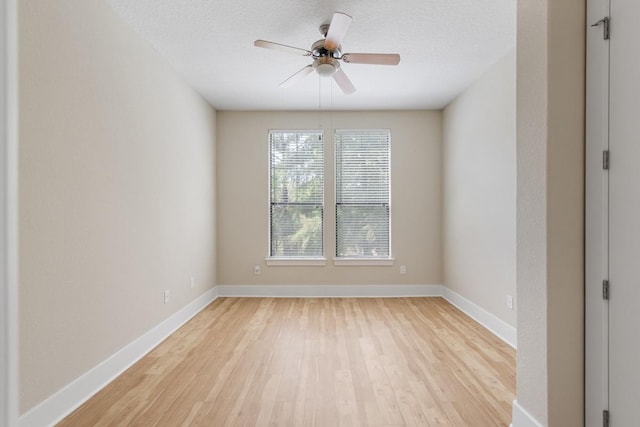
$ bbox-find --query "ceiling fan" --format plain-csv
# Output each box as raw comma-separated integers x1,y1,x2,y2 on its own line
254,12,401,95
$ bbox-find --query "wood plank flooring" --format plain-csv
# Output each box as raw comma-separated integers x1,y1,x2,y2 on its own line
58,297,516,426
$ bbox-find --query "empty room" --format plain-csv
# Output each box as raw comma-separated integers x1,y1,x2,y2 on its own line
2,0,597,426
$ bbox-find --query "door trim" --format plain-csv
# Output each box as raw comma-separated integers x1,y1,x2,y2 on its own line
1,0,19,425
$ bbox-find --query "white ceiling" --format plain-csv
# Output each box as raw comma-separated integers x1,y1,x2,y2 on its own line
106,0,516,111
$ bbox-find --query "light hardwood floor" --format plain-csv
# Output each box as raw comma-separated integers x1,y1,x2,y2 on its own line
58,297,516,426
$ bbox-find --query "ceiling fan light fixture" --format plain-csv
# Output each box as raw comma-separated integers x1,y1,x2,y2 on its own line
317,62,337,77
314,58,339,77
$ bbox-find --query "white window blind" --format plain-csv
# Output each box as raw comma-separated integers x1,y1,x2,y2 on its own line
269,131,324,257
335,129,390,258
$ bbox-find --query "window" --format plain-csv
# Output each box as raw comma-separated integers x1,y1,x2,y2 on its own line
269,131,324,258
335,129,391,258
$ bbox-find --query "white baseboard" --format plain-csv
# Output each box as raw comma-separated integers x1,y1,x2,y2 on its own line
18,288,218,427
511,399,544,427
215,283,442,298
441,287,517,348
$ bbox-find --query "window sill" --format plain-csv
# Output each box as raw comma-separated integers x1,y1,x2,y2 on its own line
333,258,395,266
265,258,327,266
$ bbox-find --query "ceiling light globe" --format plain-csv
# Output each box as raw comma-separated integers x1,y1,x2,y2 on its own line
316,62,337,77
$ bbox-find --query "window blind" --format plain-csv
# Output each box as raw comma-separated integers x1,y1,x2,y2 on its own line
269,131,324,257
335,130,390,258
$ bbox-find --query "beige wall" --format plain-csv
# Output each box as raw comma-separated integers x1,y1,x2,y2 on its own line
515,0,585,425
19,0,217,412
442,50,516,327
217,111,441,285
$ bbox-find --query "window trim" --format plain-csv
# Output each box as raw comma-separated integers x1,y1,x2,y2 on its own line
265,257,327,266
332,257,395,266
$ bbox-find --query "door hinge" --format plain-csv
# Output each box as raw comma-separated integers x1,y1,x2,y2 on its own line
591,17,610,40
603,280,609,300
603,409,609,427
603,150,610,170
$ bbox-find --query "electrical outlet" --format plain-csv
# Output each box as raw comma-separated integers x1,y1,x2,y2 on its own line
254,265,261,275
400,265,407,275
164,290,170,304
506,295,514,310
190,277,195,289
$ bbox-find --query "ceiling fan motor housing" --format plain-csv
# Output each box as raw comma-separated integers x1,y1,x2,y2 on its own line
311,39,342,60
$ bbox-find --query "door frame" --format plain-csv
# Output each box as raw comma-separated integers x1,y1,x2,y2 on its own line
585,0,610,425
1,0,18,425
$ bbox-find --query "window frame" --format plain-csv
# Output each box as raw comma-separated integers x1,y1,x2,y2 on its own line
266,129,327,265
333,128,393,265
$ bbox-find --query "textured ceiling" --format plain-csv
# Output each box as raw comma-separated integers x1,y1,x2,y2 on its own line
106,0,516,110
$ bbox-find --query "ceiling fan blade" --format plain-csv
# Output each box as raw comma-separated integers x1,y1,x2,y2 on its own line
280,64,315,88
254,40,311,56
342,53,401,65
332,68,356,94
324,12,352,51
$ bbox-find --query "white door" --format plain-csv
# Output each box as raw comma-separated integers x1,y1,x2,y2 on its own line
585,0,610,424
608,0,640,424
